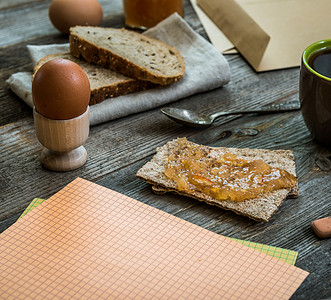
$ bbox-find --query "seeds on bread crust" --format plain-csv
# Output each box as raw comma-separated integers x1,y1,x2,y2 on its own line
69,26,185,85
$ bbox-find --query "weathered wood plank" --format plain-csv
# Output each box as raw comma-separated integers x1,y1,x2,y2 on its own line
0,0,43,10
0,0,330,299
0,0,125,47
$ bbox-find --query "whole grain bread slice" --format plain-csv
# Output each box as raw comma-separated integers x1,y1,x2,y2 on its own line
69,26,185,85
136,139,298,222
34,53,155,105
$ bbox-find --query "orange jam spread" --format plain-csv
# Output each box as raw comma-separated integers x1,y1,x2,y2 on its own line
164,138,297,202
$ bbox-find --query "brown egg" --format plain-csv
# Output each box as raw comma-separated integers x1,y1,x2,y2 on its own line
32,59,90,120
49,0,103,34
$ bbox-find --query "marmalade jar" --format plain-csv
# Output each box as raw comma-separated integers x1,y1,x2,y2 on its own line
123,0,183,30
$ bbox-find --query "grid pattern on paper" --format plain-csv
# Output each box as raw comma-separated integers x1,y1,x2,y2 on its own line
0,178,308,299
17,198,45,220
19,198,299,266
228,238,298,265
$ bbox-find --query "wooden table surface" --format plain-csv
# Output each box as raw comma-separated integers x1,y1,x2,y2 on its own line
1,0,330,299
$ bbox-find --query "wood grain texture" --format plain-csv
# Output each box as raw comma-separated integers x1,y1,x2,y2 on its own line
34,107,89,171
0,0,330,299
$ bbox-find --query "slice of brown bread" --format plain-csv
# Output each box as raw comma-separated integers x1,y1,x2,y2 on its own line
136,139,299,222
69,26,185,85
34,53,155,105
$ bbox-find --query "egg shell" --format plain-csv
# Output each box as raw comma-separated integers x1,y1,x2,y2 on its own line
49,0,103,34
32,59,90,120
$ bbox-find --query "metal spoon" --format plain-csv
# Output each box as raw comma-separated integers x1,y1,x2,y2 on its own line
161,101,301,128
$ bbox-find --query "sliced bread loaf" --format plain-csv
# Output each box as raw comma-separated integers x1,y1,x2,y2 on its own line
34,53,155,105
69,26,185,85
136,139,298,222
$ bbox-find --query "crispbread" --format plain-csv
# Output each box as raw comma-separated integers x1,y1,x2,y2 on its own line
34,53,155,105
69,26,185,85
136,139,298,222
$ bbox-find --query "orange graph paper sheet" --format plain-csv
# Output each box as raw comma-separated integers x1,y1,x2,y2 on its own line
0,178,308,299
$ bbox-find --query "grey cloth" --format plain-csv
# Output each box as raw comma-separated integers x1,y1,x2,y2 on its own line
6,13,230,126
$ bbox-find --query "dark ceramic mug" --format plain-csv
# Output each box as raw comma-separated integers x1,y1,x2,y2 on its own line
300,39,331,148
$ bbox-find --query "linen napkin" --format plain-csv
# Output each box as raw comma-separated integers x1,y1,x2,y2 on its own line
7,13,230,126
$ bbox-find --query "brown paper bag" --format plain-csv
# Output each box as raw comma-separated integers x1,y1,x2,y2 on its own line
197,0,331,71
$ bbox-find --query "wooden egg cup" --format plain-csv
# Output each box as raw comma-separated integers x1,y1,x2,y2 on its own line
33,107,89,171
